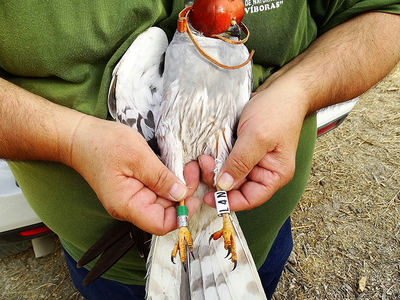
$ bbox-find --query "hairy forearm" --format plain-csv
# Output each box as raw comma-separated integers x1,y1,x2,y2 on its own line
0,78,84,165
261,12,400,114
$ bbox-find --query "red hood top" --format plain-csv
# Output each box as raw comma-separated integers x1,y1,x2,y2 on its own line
189,0,244,37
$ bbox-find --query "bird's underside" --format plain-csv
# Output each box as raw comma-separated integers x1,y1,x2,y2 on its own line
108,26,266,299
156,27,251,267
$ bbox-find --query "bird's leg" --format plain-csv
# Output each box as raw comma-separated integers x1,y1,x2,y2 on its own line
171,203,194,269
209,191,237,270
209,129,237,269
159,134,194,267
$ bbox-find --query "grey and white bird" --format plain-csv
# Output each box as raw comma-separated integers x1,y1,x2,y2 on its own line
108,1,267,299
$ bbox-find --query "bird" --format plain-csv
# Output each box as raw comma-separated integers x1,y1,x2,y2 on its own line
107,0,266,298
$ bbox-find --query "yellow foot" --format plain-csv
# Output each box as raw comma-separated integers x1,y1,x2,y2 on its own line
209,213,237,270
171,226,194,270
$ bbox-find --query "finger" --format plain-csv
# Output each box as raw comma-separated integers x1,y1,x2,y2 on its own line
133,142,188,202
250,151,296,190
225,162,285,211
182,161,201,219
203,190,216,208
183,160,200,198
160,206,179,235
203,177,279,212
182,160,201,218
198,155,215,187
185,196,200,219
247,165,283,189
202,176,246,208
220,149,296,211
229,181,277,210
216,132,267,191
204,183,267,212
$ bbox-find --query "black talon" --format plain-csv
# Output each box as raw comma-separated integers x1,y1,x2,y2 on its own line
209,234,214,244
225,246,231,258
171,256,176,264
190,250,195,260
182,262,187,273
232,260,237,271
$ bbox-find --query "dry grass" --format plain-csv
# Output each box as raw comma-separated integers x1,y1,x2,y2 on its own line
1,63,399,300
0,240,82,299
275,62,400,299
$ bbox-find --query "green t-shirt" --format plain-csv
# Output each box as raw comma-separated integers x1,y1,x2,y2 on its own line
1,0,399,285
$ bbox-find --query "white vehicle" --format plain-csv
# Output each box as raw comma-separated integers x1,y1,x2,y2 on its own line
316,98,358,136
0,98,358,258
0,160,53,258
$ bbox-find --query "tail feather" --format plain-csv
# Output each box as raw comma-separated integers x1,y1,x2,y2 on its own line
188,251,205,300
196,233,231,300
146,234,181,299
197,242,220,299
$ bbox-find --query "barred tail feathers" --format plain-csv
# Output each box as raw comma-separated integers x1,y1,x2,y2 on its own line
145,233,182,299
190,209,266,299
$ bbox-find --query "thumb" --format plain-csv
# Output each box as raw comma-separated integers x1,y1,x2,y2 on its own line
134,143,188,202
216,131,267,191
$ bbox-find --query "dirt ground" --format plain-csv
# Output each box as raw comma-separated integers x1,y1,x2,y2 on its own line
0,63,399,300
275,62,400,300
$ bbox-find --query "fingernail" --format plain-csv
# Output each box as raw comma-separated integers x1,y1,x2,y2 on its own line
169,182,187,201
217,172,234,191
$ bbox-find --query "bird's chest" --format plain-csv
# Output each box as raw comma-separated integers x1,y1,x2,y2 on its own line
161,79,238,161
156,32,251,162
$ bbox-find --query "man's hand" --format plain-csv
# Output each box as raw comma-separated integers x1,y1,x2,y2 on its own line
0,78,200,236
201,77,308,210
70,115,200,236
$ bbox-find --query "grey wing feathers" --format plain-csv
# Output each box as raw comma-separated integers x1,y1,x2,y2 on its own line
107,27,168,149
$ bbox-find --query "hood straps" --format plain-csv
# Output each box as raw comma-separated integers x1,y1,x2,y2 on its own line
177,6,255,70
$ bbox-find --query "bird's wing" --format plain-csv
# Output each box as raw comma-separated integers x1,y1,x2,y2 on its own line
107,27,168,152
